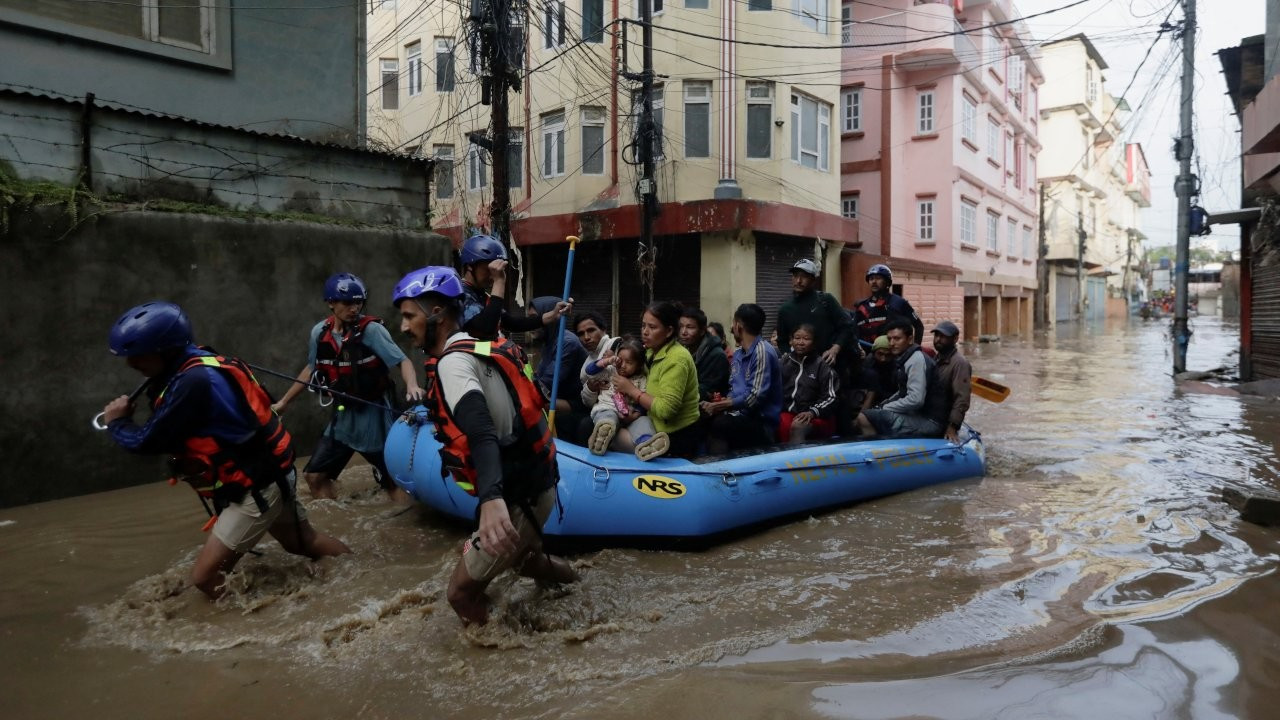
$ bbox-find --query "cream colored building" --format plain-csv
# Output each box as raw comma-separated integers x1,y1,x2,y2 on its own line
367,0,851,334
1037,34,1150,324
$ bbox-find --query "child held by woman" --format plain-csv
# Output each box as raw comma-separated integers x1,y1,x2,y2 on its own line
584,337,669,459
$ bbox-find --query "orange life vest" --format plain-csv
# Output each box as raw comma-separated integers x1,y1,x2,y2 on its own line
314,315,391,401
423,337,554,497
156,351,296,510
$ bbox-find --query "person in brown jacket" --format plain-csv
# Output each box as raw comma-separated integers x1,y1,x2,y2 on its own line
931,321,972,443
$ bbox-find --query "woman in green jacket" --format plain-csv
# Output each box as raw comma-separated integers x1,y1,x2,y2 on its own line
612,301,704,458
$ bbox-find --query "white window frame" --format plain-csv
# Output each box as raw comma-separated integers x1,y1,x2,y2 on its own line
918,199,935,243
841,88,861,133
841,194,859,219
466,144,487,191
794,0,820,32
1022,225,1033,259
960,200,977,247
433,145,455,200
1007,217,1018,257
986,211,1000,252
683,81,712,159
917,89,935,134
541,110,566,178
544,0,566,49
987,117,1000,163
581,106,607,176
435,38,455,92
142,1,214,53
506,128,524,188
841,5,852,45
635,0,665,17
406,41,422,97
961,93,976,144
746,81,773,159
380,58,399,110
790,93,830,171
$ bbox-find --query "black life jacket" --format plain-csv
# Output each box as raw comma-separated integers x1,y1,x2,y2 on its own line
314,315,391,401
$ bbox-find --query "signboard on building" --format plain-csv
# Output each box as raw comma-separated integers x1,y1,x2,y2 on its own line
1152,268,1171,292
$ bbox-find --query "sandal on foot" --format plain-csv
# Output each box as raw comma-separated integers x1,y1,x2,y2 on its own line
634,432,670,461
588,421,618,455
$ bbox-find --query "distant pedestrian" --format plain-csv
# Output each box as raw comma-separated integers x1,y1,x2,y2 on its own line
101,301,350,600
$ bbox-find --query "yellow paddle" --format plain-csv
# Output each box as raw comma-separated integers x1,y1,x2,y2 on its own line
971,376,1010,403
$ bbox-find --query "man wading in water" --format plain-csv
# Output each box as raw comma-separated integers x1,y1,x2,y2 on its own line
100,302,350,599
394,266,578,625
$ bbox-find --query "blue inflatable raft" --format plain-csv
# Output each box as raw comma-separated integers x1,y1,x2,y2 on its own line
385,407,986,546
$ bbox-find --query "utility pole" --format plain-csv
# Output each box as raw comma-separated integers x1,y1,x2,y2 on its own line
638,0,658,302
1123,228,1135,309
1172,0,1196,373
1077,206,1087,320
471,0,519,256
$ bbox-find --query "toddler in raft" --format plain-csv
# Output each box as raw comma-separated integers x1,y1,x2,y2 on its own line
584,337,668,459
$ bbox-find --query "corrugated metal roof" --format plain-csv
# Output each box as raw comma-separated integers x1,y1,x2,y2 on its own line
0,85,430,166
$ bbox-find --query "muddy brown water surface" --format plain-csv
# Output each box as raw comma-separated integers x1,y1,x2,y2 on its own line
3,317,1279,719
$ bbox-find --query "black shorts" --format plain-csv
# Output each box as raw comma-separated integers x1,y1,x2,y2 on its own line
303,435,392,489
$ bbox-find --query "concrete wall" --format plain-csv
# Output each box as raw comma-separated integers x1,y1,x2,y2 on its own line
1,209,451,507
0,0,366,143
1,90,431,228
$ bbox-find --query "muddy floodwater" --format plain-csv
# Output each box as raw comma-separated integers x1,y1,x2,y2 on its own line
3,316,1279,719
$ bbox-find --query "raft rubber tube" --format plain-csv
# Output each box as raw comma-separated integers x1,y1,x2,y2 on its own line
385,406,986,543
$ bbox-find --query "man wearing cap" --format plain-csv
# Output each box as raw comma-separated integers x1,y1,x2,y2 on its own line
852,264,924,348
931,321,972,443
776,258,854,363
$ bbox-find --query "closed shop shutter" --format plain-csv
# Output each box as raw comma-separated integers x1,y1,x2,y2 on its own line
1252,263,1280,379
1054,272,1077,323
1086,277,1106,322
529,242,615,333
755,233,810,340
617,235,702,338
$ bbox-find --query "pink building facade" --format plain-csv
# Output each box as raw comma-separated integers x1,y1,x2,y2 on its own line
839,0,1041,341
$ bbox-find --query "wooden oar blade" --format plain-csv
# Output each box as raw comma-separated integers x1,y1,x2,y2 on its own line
971,375,1010,403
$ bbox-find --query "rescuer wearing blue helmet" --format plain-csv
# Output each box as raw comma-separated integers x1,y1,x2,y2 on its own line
395,266,579,626
271,272,424,502
457,233,572,340
100,301,350,599
851,263,924,348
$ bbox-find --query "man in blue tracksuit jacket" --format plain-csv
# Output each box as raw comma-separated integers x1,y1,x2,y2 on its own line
700,303,782,454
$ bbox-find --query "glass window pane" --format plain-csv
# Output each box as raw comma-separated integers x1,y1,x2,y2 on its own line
747,105,771,158
583,126,605,174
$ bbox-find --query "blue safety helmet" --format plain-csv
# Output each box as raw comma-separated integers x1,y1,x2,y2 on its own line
392,266,466,307
324,272,367,302
866,263,893,283
108,301,193,356
460,234,507,266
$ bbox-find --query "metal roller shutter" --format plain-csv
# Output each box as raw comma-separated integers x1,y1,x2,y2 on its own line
529,242,615,331
755,233,810,340
1252,263,1280,379
617,235,702,338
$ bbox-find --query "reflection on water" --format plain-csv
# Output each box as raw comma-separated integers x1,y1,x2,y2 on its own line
2,317,1279,719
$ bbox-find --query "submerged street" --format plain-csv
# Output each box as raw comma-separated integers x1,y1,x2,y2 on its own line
3,315,1278,719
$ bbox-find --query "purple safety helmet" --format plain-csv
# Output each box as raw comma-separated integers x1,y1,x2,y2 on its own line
460,234,507,266
323,272,367,302
392,266,466,307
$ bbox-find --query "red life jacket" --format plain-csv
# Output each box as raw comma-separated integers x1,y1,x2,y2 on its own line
314,315,391,401
156,352,296,510
423,337,554,497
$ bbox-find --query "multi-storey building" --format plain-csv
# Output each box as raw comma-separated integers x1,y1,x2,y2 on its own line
840,0,1041,342
368,0,851,335
1037,34,1150,325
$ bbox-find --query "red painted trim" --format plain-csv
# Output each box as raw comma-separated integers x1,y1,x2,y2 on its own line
436,200,856,247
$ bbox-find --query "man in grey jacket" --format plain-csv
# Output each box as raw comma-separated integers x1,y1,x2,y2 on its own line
855,319,948,439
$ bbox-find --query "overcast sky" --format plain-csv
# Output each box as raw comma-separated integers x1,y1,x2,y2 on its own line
1018,0,1263,252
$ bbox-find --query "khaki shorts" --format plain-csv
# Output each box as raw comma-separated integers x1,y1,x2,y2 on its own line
211,471,308,554
461,488,555,583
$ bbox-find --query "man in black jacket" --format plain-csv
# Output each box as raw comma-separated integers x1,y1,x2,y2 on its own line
775,258,854,363
678,307,730,401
